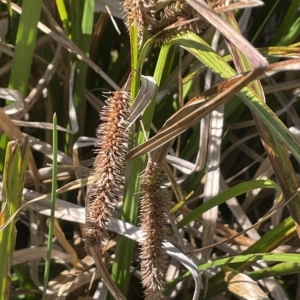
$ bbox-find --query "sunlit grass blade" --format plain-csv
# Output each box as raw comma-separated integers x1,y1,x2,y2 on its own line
2,0,42,179
55,0,70,35
0,134,9,172
175,179,282,230
259,45,300,58
201,217,297,299
82,0,95,34
167,251,300,293
65,0,94,151
8,0,43,97
248,261,300,279
0,138,30,297
272,0,300,45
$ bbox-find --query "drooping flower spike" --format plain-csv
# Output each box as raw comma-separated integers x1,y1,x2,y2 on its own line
85,90,130,249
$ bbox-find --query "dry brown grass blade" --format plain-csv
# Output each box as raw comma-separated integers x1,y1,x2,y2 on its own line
127,76,157,128
263,79,300,94
224,267,270,300
263,58,300,77
187,0,268,70
47,255,97,299
127,71,262,162
46,219,79,267
90,248,126,300
0,176,95,232
12,248,73,266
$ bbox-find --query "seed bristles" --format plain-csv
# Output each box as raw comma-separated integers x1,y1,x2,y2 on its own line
84,91,130,250
122,0,156,47
139,159,172,300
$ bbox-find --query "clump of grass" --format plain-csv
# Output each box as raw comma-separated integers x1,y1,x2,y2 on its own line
1,0,300,299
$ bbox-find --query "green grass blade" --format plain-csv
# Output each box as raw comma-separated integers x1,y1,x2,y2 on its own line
3,0,42,177
0,134,9,172
82,0,95,34
274,17,300,46
8,0,43,97
129,23,140,100
251,0,280,44
248,261,300,279
202,216,296,299
199,253,300,272
65,0,93,148
167,250,300,292
42,114,58,300
0,138,30,297
55,0,70,35
176,179,282,230
272,0,300,45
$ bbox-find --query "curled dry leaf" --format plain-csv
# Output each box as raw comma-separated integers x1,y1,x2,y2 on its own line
224,267,270,300
126,75,157,128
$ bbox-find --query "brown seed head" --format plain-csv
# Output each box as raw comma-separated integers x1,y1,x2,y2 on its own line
122,0,156,47
84,91,130,250
139,160,172,300
150,1,209,43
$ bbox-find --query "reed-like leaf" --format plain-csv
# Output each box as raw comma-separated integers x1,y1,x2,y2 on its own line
8,0,43,97
42,114,58,299
0,138,30,297
175,179,282,230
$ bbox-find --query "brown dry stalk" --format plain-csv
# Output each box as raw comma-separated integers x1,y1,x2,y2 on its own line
122,0,155,47
84,91,130,249
139,159,172,300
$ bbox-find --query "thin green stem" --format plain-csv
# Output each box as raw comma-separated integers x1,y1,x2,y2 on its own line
42,114,58,300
